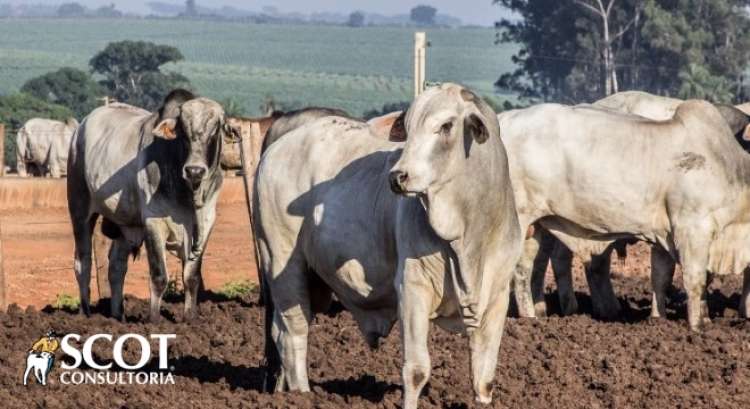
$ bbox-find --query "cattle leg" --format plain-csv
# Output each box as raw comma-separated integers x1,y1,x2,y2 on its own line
529,230,555,317
514,230,541,318
269,256,312,392
469,281,510,404
144,220,169,322
399,267,432,409
650,245,675,319
49,160,62,178
71,215,96,316
108,239,131,321
16,160,27,177
584,251,621,320
741,268,750,319
550,242,578,316
677,230,711,331
16,131,28,177
182,256,203,321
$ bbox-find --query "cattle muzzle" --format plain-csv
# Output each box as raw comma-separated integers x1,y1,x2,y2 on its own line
389,170,409,194
184,165,207,190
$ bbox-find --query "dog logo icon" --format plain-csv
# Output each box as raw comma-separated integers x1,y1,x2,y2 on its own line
23,330,60,386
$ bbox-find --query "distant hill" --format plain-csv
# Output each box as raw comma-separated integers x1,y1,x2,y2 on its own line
145,1,463,27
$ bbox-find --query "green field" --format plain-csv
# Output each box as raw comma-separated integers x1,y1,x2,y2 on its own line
0,18,518,116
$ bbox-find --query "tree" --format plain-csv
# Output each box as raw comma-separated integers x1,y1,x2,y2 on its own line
21,67,104,118
494,0,585,102
495,0,750,103
94,4,122,18
0,93,74,169
90,41,190,110
185,0,197,17
572,0,638,95
221,98,246,117
677,64,733,103
57,2,86,17
348,11,365,27
410,5,437,26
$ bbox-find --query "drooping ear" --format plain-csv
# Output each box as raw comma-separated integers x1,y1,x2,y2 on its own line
464,112,489,144
460,88,489,144
389,111,407,142
153,118,178,140
153,89,195,140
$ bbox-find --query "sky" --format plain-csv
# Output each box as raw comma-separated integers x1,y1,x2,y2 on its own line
9,0,510,26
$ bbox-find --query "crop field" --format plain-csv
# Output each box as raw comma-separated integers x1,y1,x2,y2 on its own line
0,18,518,116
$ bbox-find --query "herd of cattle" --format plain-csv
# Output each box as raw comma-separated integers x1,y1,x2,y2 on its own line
11,84,750,407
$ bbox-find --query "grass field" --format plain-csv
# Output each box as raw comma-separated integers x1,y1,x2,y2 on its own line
0,18,518,116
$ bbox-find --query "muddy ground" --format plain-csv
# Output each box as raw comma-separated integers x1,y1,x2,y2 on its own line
0,203,257,307
1,247,749,408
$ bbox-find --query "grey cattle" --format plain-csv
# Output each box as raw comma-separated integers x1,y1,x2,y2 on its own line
595,90,750,148
254,84,521,408
67,90,237,321
259,107,350,154
16,117,78,177
502,101,750,331
518,91,750,320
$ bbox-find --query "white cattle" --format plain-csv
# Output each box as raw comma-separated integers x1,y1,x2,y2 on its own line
254,83,521,408
16,117,78,177
501,101,750,331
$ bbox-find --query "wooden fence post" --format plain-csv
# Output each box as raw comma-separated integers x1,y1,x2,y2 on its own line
238,122,263,292
0,123,5,177
0,221,6,311
414,32,427,98
92,219,111,302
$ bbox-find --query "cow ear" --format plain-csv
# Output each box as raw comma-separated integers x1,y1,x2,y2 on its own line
743,124,750,141
223,122,241,142
153,118,178,140
389,112,407,142
464,113,489,144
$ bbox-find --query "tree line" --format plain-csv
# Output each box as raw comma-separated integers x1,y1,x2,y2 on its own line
0,41,189,168
495,0,750,104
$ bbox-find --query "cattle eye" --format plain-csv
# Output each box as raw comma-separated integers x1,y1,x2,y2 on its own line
440,122,453,136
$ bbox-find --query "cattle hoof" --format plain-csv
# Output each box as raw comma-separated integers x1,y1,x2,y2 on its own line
183,309,197,323
689,321,704,333
475,394,492,405
364,332,382,350
79,304,91,317
534,302,548,318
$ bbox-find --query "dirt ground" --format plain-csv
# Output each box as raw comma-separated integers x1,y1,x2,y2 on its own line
1,240,749,408
0,203,257,307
